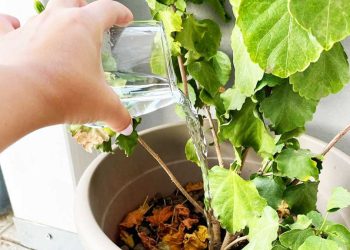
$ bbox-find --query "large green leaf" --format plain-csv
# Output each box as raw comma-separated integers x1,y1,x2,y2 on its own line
253,176,286,209
283,182,319,214
298,236,338,250
220,88,246,112
208,166,267,233
231,26,264,97
206,0,231,21
275,148,319,181
279,228,314,250
260,84,318,134
115,118,141,157
306,211,333,230
220,99,276,157
327,187,350,212
176,15,221,58
243,206,279,250
212,51,232,86
237,0,323,78
289,0,350,50
289,215,312,230
188,61,221,97
290,43,350,100
325,224,350,250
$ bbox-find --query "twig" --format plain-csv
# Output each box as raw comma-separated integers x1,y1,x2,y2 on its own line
178,55,189,97
321,123,350,156
224,235,249,250
205,106,224,167
138,137,204,215
221,232,237,250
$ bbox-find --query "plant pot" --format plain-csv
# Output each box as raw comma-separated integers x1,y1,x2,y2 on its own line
75,122,350,250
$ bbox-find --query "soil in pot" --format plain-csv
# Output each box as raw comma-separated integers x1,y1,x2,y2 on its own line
116,182,243,250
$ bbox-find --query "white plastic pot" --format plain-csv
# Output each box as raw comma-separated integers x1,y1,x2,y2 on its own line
75,123,350,250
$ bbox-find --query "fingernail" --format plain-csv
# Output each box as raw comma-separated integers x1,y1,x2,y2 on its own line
119,122,133,136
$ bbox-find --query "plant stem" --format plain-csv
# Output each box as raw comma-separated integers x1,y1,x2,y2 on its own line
322,123,350,156
224,235,248,250
138,137,204,215
221,232,237,250
318,212,329,235
177,55,189,97
205,106,224,167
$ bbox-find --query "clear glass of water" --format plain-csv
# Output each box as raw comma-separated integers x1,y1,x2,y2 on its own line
102,21,178,118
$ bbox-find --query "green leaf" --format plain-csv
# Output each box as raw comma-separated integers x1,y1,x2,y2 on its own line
325,224,350,250
260,84,318,134
220,88,246,112
102,52,117,72
257,74,288,90
271,245,288,250
220,99,276,157
175,0,186,12
283,182,319,214
208,166,267,233
188,61,222,97
298,236,338,250
290,43,350,100
306,211,333,230
289,215,312,230
212,51,232,86
279,228,314,250
231,26,264,97
34,0,45,13
206,0,231,21
237,0,323,78
115,118,141,157
253,176,286,209
289,0,350,50
185,138,200,167
229,0,241,17
327,187,350,212
243,206,279,250
275,148,319,181
150,33,167,77
176,15,221,58
178,83,196,104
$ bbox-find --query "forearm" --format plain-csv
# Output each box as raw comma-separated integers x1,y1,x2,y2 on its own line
0,64,60,152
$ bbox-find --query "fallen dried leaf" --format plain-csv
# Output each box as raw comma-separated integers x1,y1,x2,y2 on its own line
277,200,290,218
138,231,157,250
183,225,208,250
174,204,190,218
120,230,135,248
147,206,173,227
182,218,199,229
161,225,185,250
185,182,203,192
120,203,150,228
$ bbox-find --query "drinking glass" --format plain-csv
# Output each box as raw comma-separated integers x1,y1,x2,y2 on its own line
101,21,178,118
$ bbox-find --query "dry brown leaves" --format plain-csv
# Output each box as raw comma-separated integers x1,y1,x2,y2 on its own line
119,203,150,228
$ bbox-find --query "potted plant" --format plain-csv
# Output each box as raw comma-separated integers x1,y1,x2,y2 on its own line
71,0,350,249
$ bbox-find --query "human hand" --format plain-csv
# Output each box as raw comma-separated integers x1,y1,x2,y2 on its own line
0,0,133,135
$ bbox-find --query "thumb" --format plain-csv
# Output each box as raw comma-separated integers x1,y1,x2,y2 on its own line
102,87,133,136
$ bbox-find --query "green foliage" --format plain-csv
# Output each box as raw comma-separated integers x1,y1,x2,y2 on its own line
279,228,314,250
290,43,350,100
289,0,350,50
237,0,323,78
231,26,264,97
115,118,141,157
275,148,319,181
325,224,350,249
283,182,319,214
298,236,338,250
327,187,350,212
185,138,200,167
176,15,221,59
211,51,232,86
253,176,286,209
34,0,45,13
243,206,279,250
289,215,312,230
220,87,246,112
260,84,318,134
220,99,276,157
208,166,267,233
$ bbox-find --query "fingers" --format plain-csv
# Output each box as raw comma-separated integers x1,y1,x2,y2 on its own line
46,0,86,10
83,0,133,30
0,14,20,35
102,87,133,135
